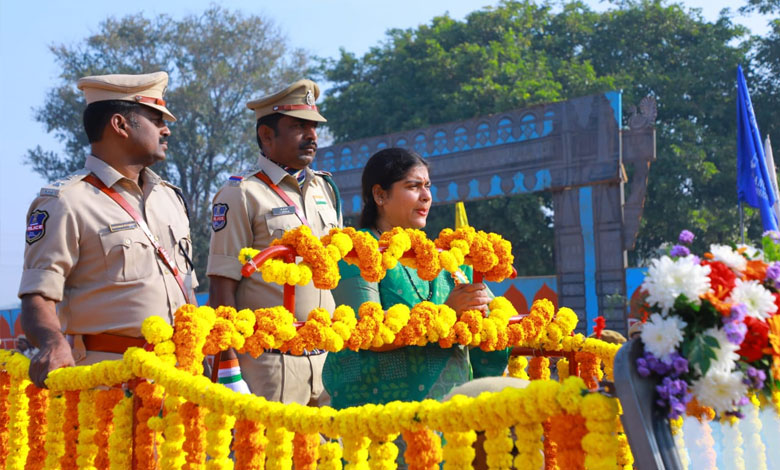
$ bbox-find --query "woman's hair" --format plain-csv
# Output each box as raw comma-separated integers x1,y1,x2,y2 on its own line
360,147,428,228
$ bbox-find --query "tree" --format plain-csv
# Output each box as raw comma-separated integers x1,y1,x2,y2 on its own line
320,0,760,266
26,7,309,286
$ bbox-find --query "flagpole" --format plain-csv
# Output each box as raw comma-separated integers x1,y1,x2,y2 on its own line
739,201,745,244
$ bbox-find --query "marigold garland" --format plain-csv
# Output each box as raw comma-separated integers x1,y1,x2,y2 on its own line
319,441,343,470
135,381,164,470
557,358,570,381
484,427,514,470
173,304,215,375
180,401,207,470
292,432,319,470
204,409,236,470
403,428,442,470
580,393,619,470
508,356,529,380
0,370,10,469
442,430,476,470
367,435,399,470
108,394,133,470
76,389,99,470
343,436,370,470
44,392,65,470
6,370,29,470
22,383,47,470
266,426,295,470
159,396,187,470
528,356,551,381
95,389,124,470
62,390,80,470
549,414,586,470
272,226,340,289
234,419,267,470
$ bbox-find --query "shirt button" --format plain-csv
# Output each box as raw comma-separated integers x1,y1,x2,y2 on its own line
373,388,378,394
124,238,131,245
397,289,403,295
418,384,425,391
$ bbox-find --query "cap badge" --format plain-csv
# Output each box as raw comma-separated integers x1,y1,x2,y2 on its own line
305,90,315,106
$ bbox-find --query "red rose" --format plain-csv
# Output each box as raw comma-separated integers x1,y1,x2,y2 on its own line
738,316,770,362
703,260,737,299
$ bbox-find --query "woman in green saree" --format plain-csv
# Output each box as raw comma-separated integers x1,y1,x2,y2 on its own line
322,148,492,409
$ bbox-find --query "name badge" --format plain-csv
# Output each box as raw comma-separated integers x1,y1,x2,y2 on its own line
109,221,138,232
272,206,296,216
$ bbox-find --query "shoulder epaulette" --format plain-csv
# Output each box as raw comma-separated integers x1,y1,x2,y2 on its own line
228,175,244,187
161,180,183,192
160,181,190,219
39,170,89,198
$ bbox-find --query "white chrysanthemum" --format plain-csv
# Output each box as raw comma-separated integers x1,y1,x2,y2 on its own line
709,244,748,271
694,327,739,375
727,279,778,319
640,313,687,361
642,255,711,313
737,243,763,261
691,368,747,414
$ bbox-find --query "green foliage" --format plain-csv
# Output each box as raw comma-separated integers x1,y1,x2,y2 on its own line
25,7,310,285
320,0,764,267
682,334,719,378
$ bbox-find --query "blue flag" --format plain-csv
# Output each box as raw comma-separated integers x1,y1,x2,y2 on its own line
737,64,779,231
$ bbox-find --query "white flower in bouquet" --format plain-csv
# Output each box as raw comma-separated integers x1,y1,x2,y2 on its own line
691,368,747,414
736,244,762,261
709,244,748,271
727,279,778,319
695,327,740,375
642,255,711,313
641,313,687,362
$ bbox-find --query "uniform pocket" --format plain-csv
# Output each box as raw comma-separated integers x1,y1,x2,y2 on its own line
99,229,154,282
169,224,193,274
318,209,339,231
264,213,300,240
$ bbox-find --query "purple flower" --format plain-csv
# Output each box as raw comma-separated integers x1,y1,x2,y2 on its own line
636,357,651,377
767,262,780,282
670,245,691,257
646,353,672,375
727,304,748,324
670,354,689,376
724,321,747,345
725,410,745,419
764,230,780,243
744,367,767,389
679,230,695,244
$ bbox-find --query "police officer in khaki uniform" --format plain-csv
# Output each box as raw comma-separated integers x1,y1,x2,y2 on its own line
19,72,197,388
208,79,341,405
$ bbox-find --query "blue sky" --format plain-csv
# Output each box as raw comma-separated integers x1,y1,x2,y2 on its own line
0,0,772,306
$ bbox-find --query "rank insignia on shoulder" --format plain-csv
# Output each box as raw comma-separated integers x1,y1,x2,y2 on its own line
40,188,60,197
26,210,48,245
228,175,243,187
212,203,229,232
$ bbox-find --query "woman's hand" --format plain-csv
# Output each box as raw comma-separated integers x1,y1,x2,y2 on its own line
445,283,491,314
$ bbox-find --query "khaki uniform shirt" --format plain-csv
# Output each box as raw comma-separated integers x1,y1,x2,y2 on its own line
207,156,341,320
18,155,198,337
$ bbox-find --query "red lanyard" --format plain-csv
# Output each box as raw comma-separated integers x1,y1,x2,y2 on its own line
83,174,191,303
254,171,310,227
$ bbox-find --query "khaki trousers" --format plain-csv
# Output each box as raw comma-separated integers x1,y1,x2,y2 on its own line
238,351,330,406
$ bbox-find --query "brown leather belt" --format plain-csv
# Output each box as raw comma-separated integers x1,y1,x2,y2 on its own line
83,333,147,354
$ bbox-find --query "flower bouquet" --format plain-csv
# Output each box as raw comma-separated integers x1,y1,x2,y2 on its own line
635,230,780,419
